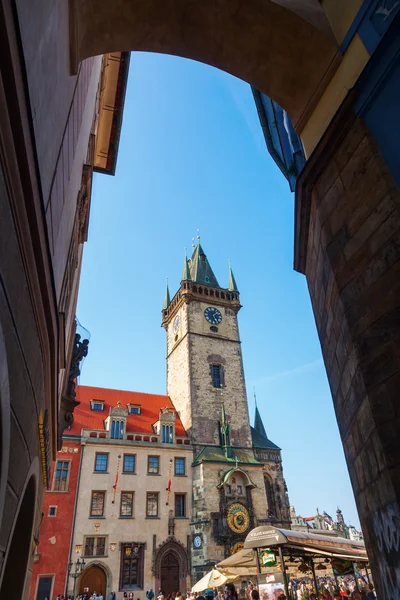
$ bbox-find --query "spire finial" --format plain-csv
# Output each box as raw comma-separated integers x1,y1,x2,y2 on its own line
197,228,200,241
192,237,195,249
254,387,257,406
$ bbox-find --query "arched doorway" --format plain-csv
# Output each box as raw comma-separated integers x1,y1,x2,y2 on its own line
161,553,180,595
0,473,37,599
79,565,107,596
154,539,188,595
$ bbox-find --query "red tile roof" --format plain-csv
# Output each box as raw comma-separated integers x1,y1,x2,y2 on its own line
68,385,187,437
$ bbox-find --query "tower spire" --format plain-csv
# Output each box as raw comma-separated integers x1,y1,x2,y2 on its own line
228,259,238,292
254,400,268,440
189,239,219,286
162,278,171,310
181,248,191,281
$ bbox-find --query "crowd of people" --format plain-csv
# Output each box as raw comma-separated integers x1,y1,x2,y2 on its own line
51,575,377,600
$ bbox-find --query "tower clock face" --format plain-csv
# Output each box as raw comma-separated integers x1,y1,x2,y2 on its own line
204,307,222,325
227,503,250,534
193,535,202,548
173,314,180,334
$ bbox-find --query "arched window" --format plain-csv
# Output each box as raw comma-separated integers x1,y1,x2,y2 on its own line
162,424,174,443
111,420,115,439
265,476,276,516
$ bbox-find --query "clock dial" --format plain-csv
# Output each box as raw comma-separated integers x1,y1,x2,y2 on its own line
227,503,250,534
173,314,180,334
204,307,222,325
193,535,202,548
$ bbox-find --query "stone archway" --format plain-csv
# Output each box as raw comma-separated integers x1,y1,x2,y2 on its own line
69,0,339,131
154,538,188,595
0,470,38,600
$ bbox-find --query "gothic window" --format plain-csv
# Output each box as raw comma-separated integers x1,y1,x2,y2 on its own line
162,424,174,443
53,460,71,491
264,476,276,516
120,544,144,590
211,364,224,388
175,494,186,517
111,420,124,439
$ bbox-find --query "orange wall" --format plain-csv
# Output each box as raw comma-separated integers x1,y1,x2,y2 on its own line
29,440,82,600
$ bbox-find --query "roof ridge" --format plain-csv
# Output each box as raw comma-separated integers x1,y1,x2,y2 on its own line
77,385,169,398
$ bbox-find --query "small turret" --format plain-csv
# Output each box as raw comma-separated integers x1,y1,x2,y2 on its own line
162,280,171,310
228,264,238,292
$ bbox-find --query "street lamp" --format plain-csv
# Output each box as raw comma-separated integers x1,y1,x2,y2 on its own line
68,557,86,598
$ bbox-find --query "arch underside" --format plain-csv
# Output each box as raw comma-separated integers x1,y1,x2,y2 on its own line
70,0,339,130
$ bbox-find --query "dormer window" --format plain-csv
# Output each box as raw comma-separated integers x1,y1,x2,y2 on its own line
111,420,124,440
161,424,174,443
91,400,105,412
128,404,141,415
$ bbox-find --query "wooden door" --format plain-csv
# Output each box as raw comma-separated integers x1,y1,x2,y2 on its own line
79,565,106,596
161,553,180,595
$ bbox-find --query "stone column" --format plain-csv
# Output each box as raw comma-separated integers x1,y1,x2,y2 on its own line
295,95,400,599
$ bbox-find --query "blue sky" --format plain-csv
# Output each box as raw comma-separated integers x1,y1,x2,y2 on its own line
77,52,360,528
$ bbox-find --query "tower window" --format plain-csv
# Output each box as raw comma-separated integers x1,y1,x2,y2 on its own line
211,364,224,388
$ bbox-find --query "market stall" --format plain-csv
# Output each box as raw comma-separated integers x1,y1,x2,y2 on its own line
217,526,370,598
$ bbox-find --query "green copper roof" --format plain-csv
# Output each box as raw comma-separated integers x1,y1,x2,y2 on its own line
228,266,238,292
192,446,261,466
189,243,219,287
254,403,268,439
251,426,281,450
162,282,171,310
182,256,191,281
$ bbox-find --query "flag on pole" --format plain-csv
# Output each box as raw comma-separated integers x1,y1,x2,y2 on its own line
112,454,121,503
166,459,173,505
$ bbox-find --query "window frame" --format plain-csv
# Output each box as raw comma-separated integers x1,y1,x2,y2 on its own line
120,491,134,518
52,459,71,492
90,399,105,412
94,452,109,473
35,575,55,600
175,493,186,518
211,364,224,388
48,505,57,517
146,492,159,518
90,491,106,517
147,455,160,475
119,543,144,590
174,457,186,476
83,535,107,558
128,404,141,415
123,454,136,474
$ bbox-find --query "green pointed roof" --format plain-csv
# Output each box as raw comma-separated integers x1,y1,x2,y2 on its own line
189,243,219,287
182,256,191,281
228,266,238,291
251,403,281,450
254,403,268,439
162,282,171,310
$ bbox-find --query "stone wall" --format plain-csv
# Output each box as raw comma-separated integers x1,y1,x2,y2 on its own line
72,439,192,597
296,102,400,599
167,297,252,447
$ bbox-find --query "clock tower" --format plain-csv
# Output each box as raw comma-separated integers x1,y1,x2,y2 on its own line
162,240,291,577
162,240,252,448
